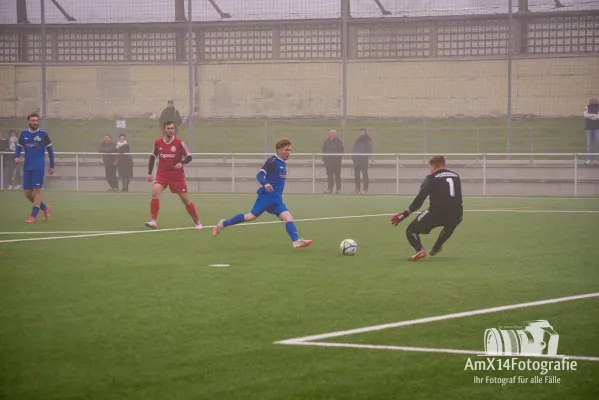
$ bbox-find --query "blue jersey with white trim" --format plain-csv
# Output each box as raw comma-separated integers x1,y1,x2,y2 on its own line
17,130,53,171
257,155,287,196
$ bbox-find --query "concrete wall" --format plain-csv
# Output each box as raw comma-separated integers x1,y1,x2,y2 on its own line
348,56,597,118
0,56,596,119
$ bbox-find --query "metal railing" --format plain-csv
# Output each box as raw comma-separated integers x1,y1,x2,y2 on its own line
1,152,598,197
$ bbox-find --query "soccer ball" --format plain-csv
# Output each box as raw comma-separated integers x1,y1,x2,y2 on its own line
340,239,357,256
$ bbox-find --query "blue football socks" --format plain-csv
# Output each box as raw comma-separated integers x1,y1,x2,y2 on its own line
223,213,245,227
31,206,40,218
285,221,299,242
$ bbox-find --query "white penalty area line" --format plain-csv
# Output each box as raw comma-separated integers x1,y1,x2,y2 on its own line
1,208,598,245
275,291,599,362
284,341,599,363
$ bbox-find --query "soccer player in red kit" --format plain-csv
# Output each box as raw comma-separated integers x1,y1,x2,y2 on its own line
145,121,202,229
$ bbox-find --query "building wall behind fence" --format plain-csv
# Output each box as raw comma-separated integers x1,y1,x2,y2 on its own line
0,55,595,119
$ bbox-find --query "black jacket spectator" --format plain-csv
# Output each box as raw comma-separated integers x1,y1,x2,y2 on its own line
352,129,373,194
322,135,344,166
322,130,345,193
352,130,373,166
99,136,119,190
159,100,183,130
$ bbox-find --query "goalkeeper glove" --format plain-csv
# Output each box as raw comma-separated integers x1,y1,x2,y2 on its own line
391,210,410,226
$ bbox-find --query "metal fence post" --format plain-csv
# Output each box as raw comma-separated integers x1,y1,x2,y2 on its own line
507,0,513,158
187,0,195,153
476,127,480,163
483,153,487,196
312,154,316,194
574,153,578,197
0,153,4,190
396,154,399,195
264,119,270,156
83,128,87,157
422,118,427,155
341,0,349,147
129,127,134,152
41,0,47,131
76,153,79,191
529,127,533,163
231,154,235,193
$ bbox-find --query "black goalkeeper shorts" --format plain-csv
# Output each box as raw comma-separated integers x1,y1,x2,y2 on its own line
407,209,463,235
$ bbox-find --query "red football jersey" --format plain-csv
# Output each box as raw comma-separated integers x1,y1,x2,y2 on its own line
151,137,190,177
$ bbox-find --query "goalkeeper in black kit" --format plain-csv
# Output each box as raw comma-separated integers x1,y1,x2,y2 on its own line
391,156,463,261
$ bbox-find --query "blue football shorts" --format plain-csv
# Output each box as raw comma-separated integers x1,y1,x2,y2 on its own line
250,194,289,217
22,168,45,190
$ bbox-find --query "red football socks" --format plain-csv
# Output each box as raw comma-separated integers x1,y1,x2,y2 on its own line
186,202,199,223
151,198,159,220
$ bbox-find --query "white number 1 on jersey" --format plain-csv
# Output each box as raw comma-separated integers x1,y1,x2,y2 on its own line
446,178,455,197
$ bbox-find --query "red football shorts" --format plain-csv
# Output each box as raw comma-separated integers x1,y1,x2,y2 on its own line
153,175,188,194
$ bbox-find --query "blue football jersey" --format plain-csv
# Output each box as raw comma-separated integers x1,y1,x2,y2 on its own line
257,155,287,196
17,130,53,171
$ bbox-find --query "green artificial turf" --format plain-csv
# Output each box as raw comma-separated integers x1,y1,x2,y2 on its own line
0,192,598,399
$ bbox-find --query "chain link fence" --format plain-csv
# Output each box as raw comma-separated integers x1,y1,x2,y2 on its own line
0,0,598,155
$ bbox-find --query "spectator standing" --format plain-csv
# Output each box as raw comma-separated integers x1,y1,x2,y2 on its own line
352,128,373,194
322,129,344,194
159,100,183,133
7,130,22,189
99,135,119,191
115,134,134,192
0,130,9,189
584,96,599,164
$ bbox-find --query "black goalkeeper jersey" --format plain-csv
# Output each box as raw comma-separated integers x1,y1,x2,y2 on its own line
408,168,463,215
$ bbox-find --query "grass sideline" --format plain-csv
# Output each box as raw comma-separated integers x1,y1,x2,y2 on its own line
0,192,598,400
0,117,587,155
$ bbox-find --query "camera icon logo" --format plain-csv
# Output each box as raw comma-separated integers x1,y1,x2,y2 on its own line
484,320,559,356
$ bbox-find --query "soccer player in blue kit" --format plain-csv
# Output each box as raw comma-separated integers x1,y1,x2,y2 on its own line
212,138,312,248
14,113,55,223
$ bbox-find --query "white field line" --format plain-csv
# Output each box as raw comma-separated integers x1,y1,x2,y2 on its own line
0,226,199,244
0,231,122,235
1,209,598,245
0,213,393,244
284,341,599,362
276,292,599,344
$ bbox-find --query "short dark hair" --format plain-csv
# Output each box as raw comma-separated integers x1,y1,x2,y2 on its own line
163,120,175,128
27,113,40,121
429,155,446,167
119,133,126,138
276,138,291,150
